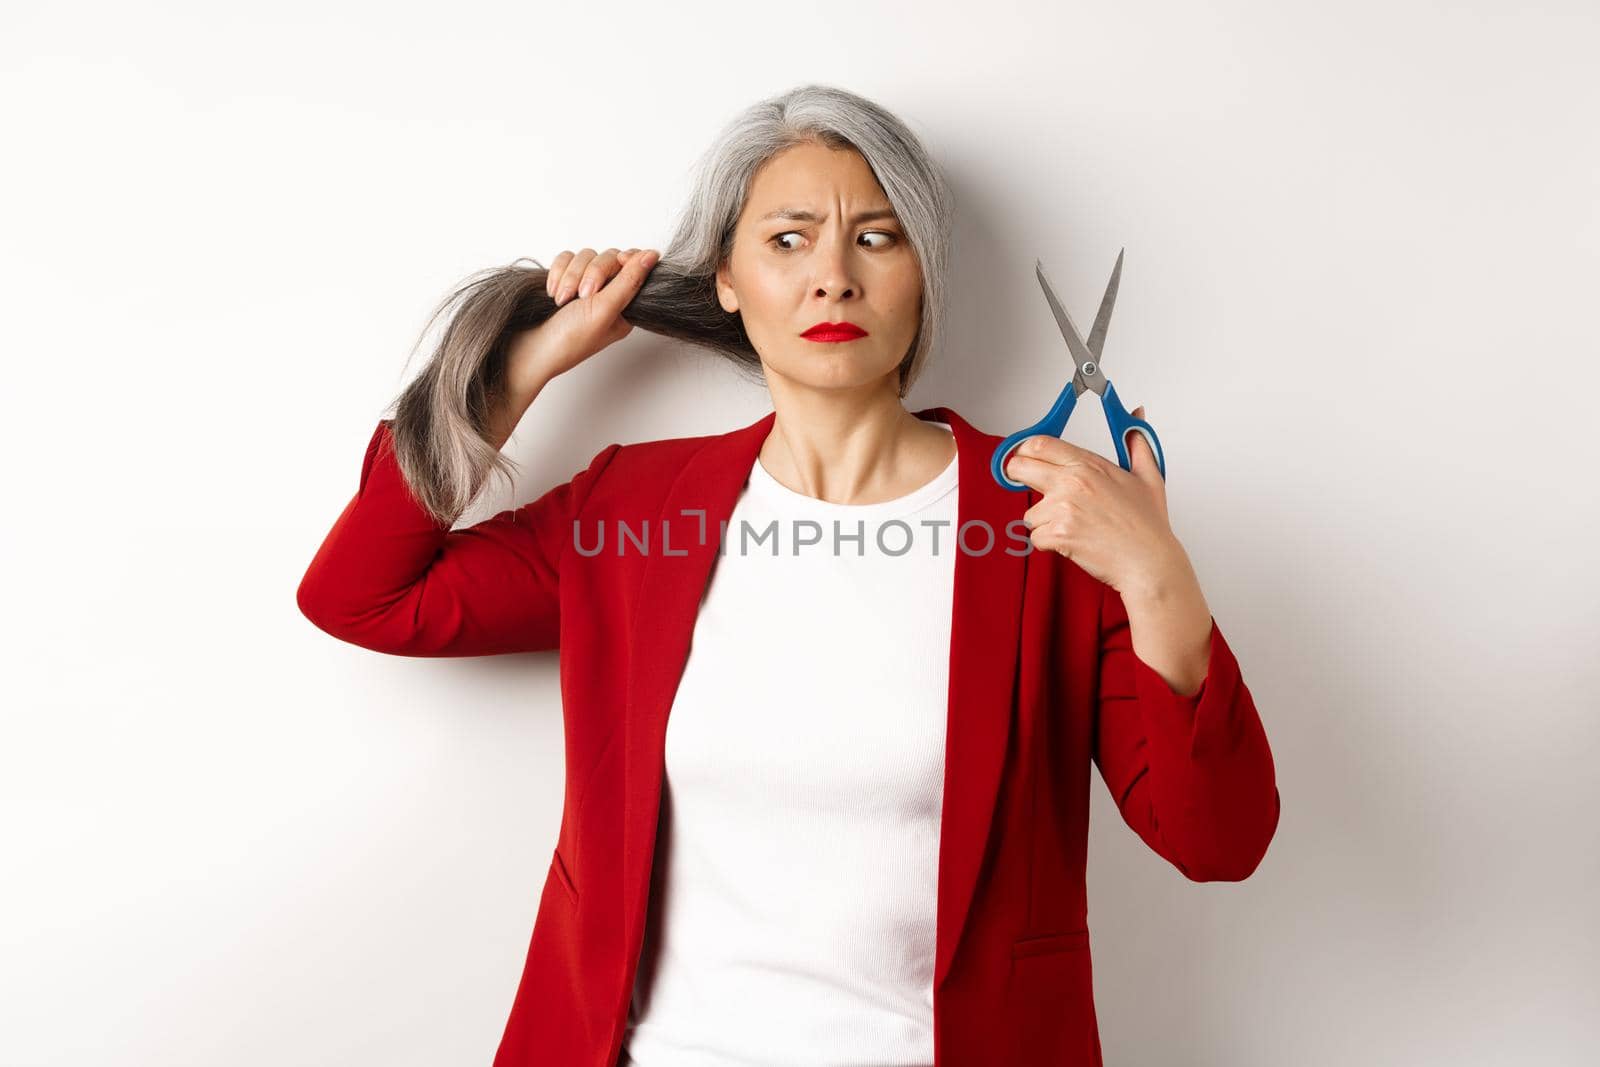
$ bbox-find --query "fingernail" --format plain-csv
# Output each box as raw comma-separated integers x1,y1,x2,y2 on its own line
578,280,593,298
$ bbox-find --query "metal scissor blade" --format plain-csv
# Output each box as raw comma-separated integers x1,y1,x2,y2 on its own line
1085,247,1123,360
1035,259,1095,376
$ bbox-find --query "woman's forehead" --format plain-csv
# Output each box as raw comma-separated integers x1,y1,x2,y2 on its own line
743,144,890,212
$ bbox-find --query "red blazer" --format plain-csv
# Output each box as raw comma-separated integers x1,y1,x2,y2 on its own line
297,404,1281,1067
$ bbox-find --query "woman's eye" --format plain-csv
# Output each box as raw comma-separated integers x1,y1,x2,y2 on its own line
768,230,900,252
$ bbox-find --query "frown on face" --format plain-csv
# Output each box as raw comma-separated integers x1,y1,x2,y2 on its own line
716,140,924,394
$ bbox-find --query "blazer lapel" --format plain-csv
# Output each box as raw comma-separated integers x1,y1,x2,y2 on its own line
620,410,775,977
617,405,1028,996
923,406,1029,989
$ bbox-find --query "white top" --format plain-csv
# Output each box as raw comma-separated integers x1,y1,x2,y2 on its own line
620,423,959,1067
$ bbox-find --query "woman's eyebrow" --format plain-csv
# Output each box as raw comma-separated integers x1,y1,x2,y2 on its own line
759,206,899,225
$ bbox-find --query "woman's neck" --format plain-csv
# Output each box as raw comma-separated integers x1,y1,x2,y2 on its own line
758,394,955,506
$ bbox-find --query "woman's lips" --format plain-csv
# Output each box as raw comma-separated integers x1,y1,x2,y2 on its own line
801,322,868,342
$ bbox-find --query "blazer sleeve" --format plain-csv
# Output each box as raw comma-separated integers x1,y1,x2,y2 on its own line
1091,583,1282,881
295,419,621,657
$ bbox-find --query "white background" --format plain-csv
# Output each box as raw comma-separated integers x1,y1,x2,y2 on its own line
4,1,1596,1064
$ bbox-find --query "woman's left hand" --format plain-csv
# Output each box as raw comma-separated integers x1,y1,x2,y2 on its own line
1003,404,1192,601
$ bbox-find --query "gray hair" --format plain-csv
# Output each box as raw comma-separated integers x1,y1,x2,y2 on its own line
384,82,955,526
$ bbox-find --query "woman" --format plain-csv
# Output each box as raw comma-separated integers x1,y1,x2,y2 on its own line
297,83,1280,1067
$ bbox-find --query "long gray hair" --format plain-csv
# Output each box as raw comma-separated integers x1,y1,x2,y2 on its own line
384,82,955,527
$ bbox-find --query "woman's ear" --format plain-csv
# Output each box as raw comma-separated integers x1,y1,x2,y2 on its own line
714,260,739,313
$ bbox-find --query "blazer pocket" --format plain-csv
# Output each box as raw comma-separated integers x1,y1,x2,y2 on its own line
550,846,579,904
1011,928,1089,959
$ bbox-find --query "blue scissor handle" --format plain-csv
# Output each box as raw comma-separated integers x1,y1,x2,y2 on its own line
990,377,1166,491
989,376,1081,491
1101,380,1166,480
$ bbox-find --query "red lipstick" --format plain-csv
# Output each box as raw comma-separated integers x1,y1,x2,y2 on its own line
801,321,868,342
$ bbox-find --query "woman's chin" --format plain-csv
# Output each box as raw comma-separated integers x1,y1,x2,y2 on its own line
766,353,901,393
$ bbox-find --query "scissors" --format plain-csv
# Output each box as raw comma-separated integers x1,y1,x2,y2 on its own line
990,248,1166,491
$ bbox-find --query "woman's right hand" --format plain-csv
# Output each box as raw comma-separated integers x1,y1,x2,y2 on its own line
506,246,661,398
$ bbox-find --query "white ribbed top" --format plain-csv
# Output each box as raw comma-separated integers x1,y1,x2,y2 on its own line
620,423,957,1067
